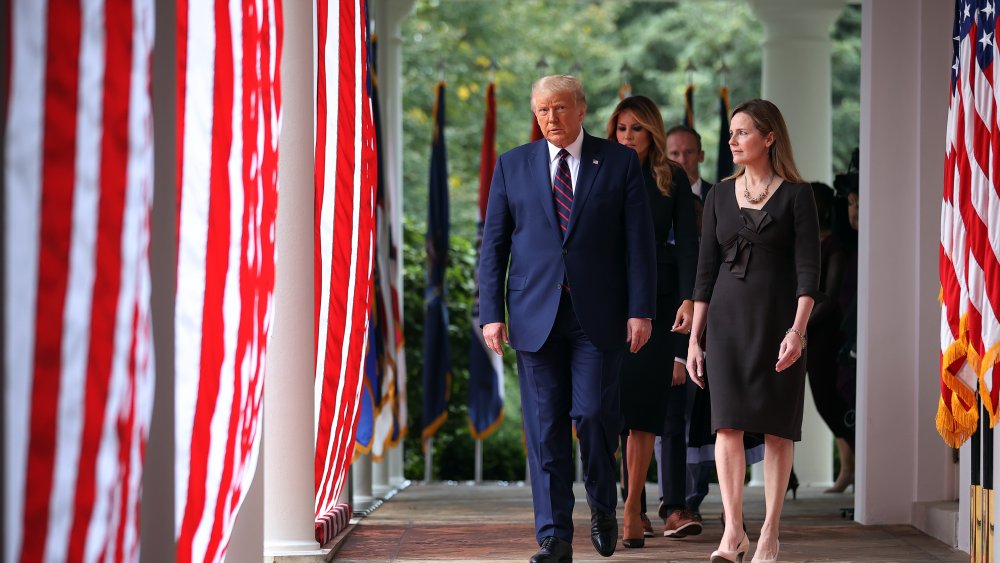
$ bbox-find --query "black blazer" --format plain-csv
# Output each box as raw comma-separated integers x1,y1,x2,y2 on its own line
645,163,698,319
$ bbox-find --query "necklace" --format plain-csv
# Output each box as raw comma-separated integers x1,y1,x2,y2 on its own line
743,171,774,204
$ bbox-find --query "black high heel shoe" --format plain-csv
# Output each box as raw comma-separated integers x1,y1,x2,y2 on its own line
786,468,799,500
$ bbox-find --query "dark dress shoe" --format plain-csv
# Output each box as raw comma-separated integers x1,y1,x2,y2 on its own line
529,536,572,563
590,507,617,557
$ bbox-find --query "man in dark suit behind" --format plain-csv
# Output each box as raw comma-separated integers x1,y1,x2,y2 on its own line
478,75,657,563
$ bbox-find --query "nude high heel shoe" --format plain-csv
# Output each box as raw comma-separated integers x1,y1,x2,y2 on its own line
750,539,779,562
622,510,645,548
622,499,644,548
710,533,749,562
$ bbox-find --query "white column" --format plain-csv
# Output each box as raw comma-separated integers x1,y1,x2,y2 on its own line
750,0,845,184
857,0,952,526
141,0,177,557
227,451,263,561
748,0,845,487
353,456,375,512
263,0,318,555
372,454,390,497
388,443,406,487
373,0,415,489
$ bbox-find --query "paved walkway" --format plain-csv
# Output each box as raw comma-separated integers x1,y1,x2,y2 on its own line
331,481,966,562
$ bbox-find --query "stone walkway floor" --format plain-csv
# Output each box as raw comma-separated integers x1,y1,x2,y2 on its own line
331,481,966,562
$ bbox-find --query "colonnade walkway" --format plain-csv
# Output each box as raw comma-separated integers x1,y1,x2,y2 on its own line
330,481,966,562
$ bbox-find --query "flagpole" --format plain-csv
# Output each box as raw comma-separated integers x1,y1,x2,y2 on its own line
475,439,483,483
984,402,994,562
425,437,433,482
973,396,982,561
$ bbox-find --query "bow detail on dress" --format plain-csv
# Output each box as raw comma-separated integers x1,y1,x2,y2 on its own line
721,208,773,279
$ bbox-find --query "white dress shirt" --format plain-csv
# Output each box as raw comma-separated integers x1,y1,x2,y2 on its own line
546,129,584,191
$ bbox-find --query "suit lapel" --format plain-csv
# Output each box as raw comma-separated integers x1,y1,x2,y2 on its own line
566,133,600,241
531,140,560,235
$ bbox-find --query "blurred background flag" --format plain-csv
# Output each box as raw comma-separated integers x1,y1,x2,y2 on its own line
469,81,505,440
354,317,379,458
618,61,633,100
421,81,452,448
683,82,695,128
531,117,544,142
716,85,735,182
369,33,405,462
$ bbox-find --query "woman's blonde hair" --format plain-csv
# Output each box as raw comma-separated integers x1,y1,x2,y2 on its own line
726,98,805,184
605,95,674,196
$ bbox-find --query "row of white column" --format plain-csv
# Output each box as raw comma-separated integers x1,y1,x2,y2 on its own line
144,0,962,558
142,0,412,560
259,0,412,556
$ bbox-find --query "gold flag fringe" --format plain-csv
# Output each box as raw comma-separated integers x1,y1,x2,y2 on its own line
937,313,977,446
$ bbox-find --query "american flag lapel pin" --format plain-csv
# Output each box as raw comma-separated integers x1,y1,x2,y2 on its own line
592,159,599,165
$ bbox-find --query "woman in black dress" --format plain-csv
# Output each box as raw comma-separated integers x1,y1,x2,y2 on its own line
687,99,820,563
606,96,699,548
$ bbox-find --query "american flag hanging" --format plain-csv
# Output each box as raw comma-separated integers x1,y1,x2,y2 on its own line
314,0,378,544
174,1,283,561
938,0,1000,447
5,1,155,561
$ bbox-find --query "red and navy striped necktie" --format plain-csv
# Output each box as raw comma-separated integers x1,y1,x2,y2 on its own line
552,148,573,236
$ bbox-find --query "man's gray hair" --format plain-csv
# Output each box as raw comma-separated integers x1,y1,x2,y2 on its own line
530,75,586,111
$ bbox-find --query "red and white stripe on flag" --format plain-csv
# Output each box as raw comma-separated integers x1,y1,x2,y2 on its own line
313,0,377,545
174,1,283,561
5,0,155,561
938,0,1000,447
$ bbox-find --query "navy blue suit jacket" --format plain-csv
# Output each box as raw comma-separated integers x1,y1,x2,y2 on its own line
478,133,657,352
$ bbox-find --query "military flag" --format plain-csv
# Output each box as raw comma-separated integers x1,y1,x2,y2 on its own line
469,82,505,440
421,82,452,448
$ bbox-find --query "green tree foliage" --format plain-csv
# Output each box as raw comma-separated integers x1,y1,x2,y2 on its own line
399,0,861,481
831,5,862,174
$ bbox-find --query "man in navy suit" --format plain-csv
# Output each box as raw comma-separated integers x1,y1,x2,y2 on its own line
478,75,656,563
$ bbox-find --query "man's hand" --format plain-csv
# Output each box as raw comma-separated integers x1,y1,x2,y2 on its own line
482,322,509,356
625,318,652,353
671,361,687,386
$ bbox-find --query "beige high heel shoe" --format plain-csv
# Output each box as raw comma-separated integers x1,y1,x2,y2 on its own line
750,539,780,562
710,533,749,562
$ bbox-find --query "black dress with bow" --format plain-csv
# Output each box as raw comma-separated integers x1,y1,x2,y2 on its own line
692,180,820,441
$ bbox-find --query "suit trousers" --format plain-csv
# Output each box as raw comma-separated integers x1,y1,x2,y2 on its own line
517,290,623,544
652,378,687,512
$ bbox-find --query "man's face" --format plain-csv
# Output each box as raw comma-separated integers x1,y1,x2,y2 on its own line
533,90,585,148
666,131,705,183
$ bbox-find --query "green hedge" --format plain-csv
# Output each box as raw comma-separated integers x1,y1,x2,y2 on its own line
402,217,526,481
